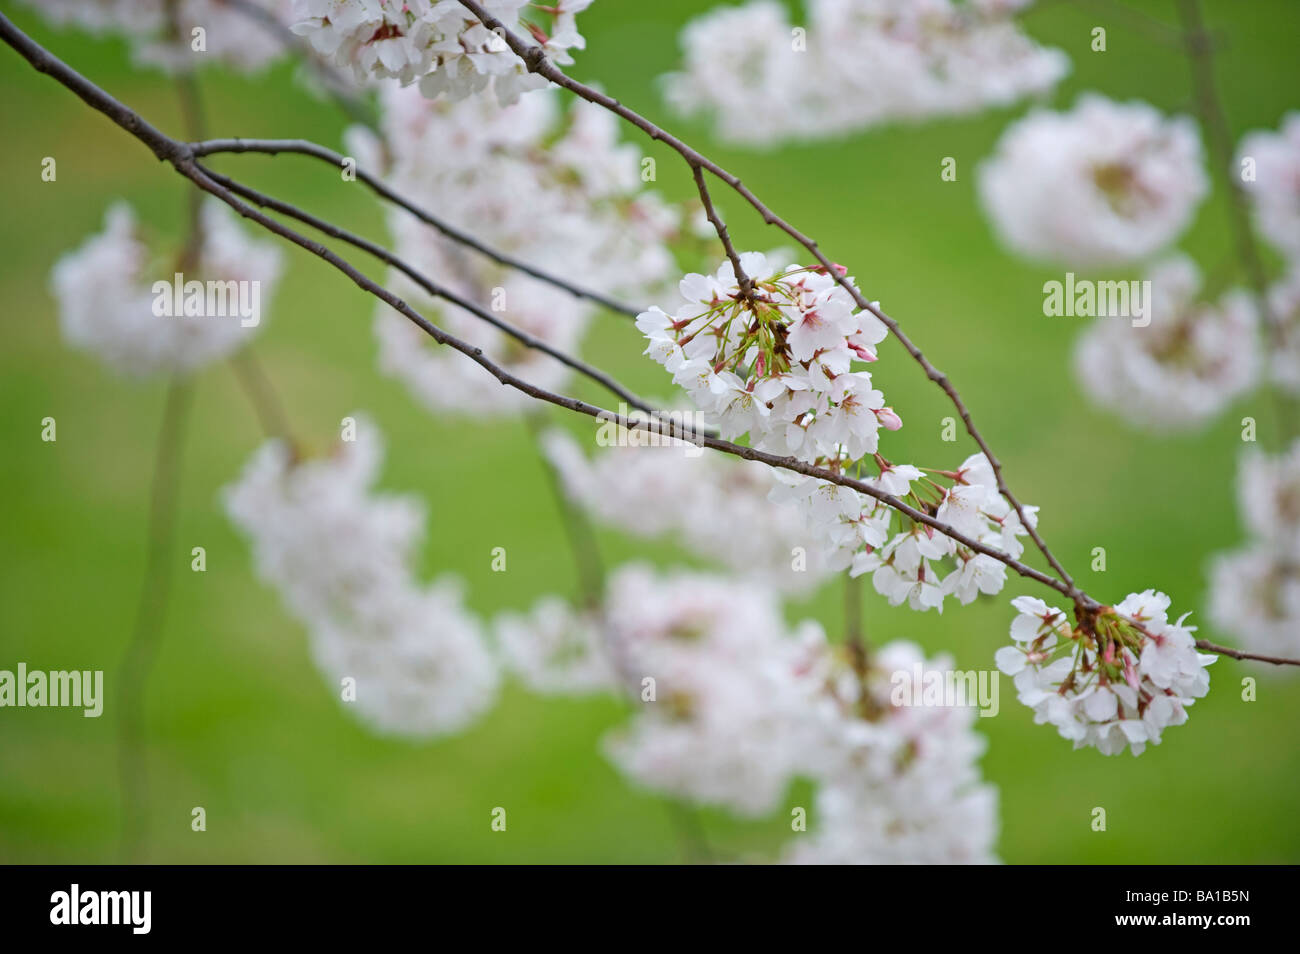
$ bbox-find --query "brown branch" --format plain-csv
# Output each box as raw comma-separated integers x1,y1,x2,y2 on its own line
0,10,1057,592
1196,639,1300,668
229,347,297,447
691,164,752,298
189,138,641,320
117,377,194,860
524,411,606,608
197,163,680,426
9,11,1298,667
1177,0,1293,442
453,0,1083,605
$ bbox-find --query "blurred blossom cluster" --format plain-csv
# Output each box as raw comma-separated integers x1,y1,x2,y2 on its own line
978,94,1208,266
541,429,835,595
1073,255,1259,431
19,0,292,72
353,83,679,416
665,0,1067,146
498,566,998,862
1208,440,1300,661
224,417,501,737
977,96,1300,436
1239,113,1300,394
51,201,282,377
1237,113,1300,265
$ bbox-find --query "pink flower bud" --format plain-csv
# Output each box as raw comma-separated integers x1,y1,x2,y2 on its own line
1123,654,1140,690
875,407,903,431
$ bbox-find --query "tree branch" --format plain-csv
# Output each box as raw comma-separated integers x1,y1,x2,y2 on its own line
9,11,1300,666
117,377,193,860
1196,639,1300,668
197,162,678,425
453,0,1082,604
691,164,752,298
1177,0,1294,443
189,138,641,320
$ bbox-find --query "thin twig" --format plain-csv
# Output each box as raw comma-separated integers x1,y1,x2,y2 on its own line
844,573,869,675
0,17,1181,603
1177,0,1294,443
117,377,194,860
198,163,680,425
189,138,641,320
524,412,605,607
1195,639,1300,667
229,347,296,446
691,164,752,298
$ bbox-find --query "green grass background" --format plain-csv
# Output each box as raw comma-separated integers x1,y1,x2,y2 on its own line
1,0,1297,863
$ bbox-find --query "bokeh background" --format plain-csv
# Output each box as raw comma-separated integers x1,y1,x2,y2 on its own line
1,0,1297,863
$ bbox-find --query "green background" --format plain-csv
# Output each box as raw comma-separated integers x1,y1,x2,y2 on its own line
1,0,1297,863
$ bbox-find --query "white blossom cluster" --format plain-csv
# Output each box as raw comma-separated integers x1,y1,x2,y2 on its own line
598,565,825,818
1237,112,1300,266
354,83,678,415
664,0,1067,146
540,429,834,594
1073,255,1259,431
289,0,591,104
19,0,291,72
979,94,1208,266
223,416,500,737
771,452,1033,614
786,640,998,864
996,591,1215,756
495,564,998,861
1207,440,1300,661
638,252,898,464
50,201,282,377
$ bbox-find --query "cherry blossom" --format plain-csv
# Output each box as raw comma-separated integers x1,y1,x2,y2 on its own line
997,591,1215,755
979,94,1208,266
599,565,823,817
51,201,282,377
770,452,1032,613
355,83,678,415
1073,255,1259,431
1265,265,1300,395
1207,440,1300,663
786,640,998,864
638,253,896,464
665,0,1067,146
289,0,592,104
541,429,835,594
223,415,500,737
19,0,291,72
